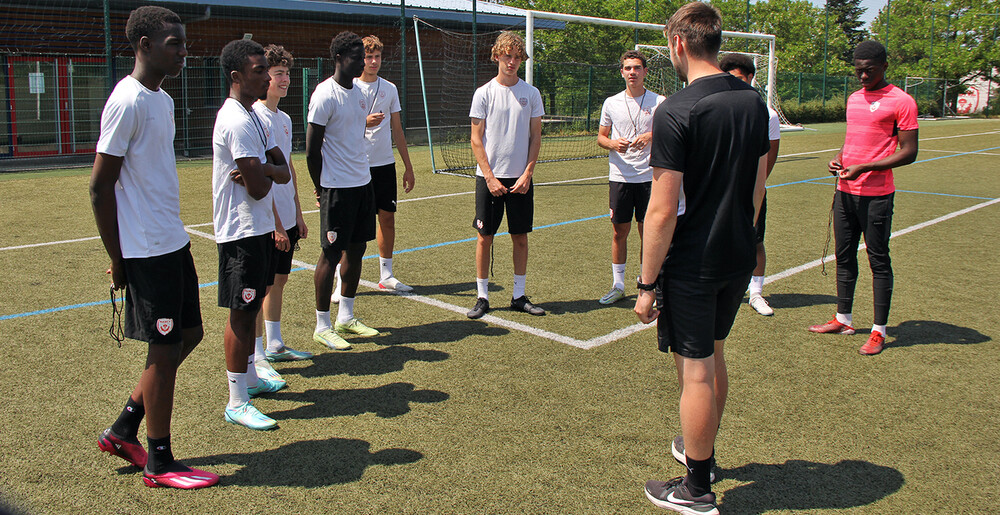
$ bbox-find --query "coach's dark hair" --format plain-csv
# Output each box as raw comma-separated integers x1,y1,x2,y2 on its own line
619,50,648,69
719,53,755,78
264,44,294,69
853,40,887,63
125,6,182,50
329,31,363,60
665,2,723,59
221,39,266,87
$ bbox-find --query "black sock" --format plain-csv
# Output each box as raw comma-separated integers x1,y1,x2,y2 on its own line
145,436,175,475
684,452,714,497
110,397,145,441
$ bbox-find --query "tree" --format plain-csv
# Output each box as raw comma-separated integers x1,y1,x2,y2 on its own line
827,0,869,65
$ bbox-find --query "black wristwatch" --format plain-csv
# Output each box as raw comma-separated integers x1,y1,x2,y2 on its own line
636,276,656,292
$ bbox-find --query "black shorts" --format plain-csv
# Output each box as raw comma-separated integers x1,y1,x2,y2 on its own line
609,181,652,224
272,225,301,275
122,243,202,345
656,272,752,358
473,176,534,236
318,183,377,252
370,163,398,213
755,195,767,243
217,233,274,311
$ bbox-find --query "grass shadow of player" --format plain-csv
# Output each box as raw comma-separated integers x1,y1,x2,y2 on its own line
267,382,448,421
759,293,838,309
543,297,634,315
408,281,506,298
183,437,422,487
885,320,990,349
373,319,510,346
718,459,903,514
292,346,449,378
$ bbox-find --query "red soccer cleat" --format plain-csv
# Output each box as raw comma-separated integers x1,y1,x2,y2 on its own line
808,319,856,335
98,428,147,468
859,332,886,355
143,467,220,489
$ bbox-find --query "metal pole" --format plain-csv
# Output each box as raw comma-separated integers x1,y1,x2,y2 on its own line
412,16,437,173
885,0,891,57
586,65,593,132
928,9,934,78
472,0,477,89
822,2,829,107
400,0,407,128
103,0,112,96
746,0,751,51
526,11,534,85
634,0,640,48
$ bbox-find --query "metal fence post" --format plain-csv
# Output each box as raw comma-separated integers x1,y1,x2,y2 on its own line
586,65,593,133
798,72,802,104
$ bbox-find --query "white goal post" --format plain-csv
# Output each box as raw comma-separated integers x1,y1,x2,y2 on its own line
523,10,778,113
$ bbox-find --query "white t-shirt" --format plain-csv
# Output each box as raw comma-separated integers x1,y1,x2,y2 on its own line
767,106,781,141
253,102,297,231
599,89,666,183
96,75,189,259
468,78,545,179
212,97,276,244
354,76,401,167
307,77,370,188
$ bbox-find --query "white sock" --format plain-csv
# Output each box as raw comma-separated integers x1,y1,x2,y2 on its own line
254,336,266,362
512,274,526,299
872,324,887,337
334,263,343,294
245,356,259,388
316,310,332,332
749,275,764,296
476,278,489,300
836,312,853,326
226,371,249,409
264,320,283,353
379,257,393,282
612,263,626,291
338,296,355,324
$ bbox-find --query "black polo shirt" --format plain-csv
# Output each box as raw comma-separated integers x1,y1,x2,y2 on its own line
649,72,770,282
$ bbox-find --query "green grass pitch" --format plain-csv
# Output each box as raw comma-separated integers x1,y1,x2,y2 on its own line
1,119,999,513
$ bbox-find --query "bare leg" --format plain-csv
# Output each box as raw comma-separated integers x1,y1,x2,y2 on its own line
315,248,343,312
339,242,367,298
511,233,528,276
476,233,494,280
376,209,395,259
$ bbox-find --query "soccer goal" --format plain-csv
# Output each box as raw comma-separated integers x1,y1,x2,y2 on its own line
415,10,795,175
905,77,964,119
636,45,798,131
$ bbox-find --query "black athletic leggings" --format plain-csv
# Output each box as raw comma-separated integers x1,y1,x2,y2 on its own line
833,191,894,325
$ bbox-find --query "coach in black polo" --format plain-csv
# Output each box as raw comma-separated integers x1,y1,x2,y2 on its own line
634,3,769,513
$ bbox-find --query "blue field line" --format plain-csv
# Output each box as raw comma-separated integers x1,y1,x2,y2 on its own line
768,145,1000,191
2,215,607,321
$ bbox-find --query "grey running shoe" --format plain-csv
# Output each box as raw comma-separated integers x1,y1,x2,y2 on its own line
467,298,489,319
510,296,545,316
644,477,718,514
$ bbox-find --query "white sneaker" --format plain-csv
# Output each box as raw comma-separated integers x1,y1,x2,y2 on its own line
749,294,774,316
378,276,413,292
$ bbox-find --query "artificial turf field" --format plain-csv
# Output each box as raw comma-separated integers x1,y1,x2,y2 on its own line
1,119,998,514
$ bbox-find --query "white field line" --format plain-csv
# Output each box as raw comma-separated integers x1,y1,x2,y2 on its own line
777,129,1000,159
0,235,101,251
919,148,1000,157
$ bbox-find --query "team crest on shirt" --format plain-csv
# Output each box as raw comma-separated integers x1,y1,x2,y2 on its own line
155,318,174,335
360,99,367,110
242,288,256,303
869,101,881,112
518,97,528,107
327,231,338,244
379,91,386,99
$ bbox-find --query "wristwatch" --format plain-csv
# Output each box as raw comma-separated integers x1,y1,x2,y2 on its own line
636,276,656,292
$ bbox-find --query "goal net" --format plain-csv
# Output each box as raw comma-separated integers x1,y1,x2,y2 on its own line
905,77,962,119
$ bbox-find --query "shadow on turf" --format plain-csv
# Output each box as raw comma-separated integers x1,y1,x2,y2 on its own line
542,297,634,315
372,319,511,346
412,281,506,298
293,346,450,378
719,459,904,513
184,438,422,487
757,293,838,309
267,382,449,420
887,320,990,348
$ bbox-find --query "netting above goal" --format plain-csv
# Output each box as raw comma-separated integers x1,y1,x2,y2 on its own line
636,44,797,131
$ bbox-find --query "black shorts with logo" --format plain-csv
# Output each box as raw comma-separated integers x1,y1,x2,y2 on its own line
318,183,377,252
370,163,398,213
217,233,274,311
609,181,652,224
656,272,752,358
273,225,301,275
473,176,534,236
122,243,202,345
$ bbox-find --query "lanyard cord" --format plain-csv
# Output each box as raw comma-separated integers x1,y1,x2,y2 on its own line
623,90,647,141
